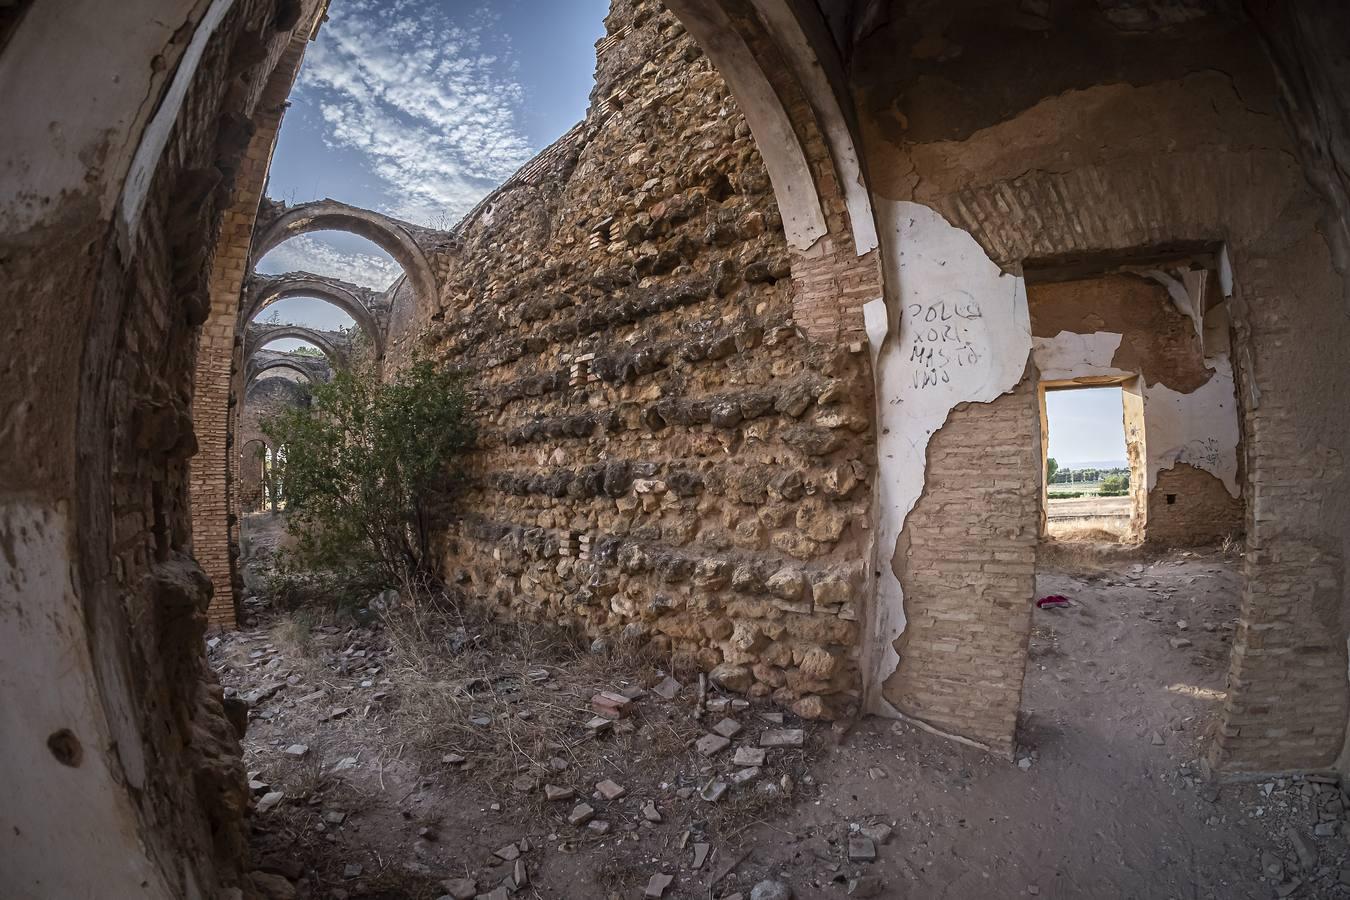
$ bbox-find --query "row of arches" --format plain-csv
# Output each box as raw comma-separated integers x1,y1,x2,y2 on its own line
212,201,440,605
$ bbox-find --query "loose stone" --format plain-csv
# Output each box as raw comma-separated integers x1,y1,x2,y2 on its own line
759,729,805,748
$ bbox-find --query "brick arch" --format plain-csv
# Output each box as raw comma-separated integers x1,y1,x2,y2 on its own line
245,355,328,388
246,273,385,356
251,199,439,311
0,0,332,894
245,325,346,368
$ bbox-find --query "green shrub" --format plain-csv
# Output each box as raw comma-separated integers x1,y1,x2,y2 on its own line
1100,473,1129,494
262,359,474,594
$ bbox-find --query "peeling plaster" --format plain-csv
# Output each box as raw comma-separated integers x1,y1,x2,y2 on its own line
1142,360,1242,496
1032,331,1128,382
1031,327,1241,497
863,200,1031,712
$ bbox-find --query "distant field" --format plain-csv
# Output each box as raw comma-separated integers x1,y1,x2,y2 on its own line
1048,481,1104,495
1046,494,1131,520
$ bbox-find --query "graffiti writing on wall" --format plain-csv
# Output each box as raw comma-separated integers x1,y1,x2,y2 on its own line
906,294,984,389
1178,437,1221,469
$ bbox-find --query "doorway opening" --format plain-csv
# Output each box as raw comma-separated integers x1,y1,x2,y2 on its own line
1040,381,1146,543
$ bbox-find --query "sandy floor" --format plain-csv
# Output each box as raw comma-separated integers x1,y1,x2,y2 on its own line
216,539,1350,899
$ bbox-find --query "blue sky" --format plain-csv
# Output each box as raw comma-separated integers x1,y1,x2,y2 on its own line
255,0,609,347
1045,387,1128,468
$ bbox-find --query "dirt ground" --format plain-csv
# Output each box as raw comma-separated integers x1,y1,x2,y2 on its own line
219,519,1350,899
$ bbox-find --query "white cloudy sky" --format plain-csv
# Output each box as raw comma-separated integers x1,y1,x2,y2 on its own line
1045,387,1128,469
255,0,607,345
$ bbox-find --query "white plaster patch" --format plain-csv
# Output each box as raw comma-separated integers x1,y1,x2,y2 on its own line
1142,357,1242,496
0,500,174,899
1032,331,1127,382
0,1,204,233
863,201,1031,712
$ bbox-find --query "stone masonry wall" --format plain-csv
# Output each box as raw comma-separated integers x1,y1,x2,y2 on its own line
418,0,874,720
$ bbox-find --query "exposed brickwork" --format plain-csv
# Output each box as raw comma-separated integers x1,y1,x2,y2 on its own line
0,0,327,892
1147,463,1244,548
1208,229,1350,772
855,6,1350,770
191,35,312,630
884,377,1042,755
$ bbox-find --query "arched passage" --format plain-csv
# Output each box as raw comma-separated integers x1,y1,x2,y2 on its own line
238,438,269,514
251,199,439,314
246,273,385,356
12,2,1350,896
244,325,346,368
245,356,326,388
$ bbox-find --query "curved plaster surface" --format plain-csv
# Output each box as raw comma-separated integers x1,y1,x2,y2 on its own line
863,201,1032,713
746,0,877,255
1,503,176,899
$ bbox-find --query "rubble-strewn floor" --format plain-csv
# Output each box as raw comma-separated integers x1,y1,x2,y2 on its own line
214,537,1350,899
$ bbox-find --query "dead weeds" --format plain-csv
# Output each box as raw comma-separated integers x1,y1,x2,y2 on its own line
378,593,682,790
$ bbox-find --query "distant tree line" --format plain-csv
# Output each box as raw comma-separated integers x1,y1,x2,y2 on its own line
1045,460,1131,497
1047,464,1129,486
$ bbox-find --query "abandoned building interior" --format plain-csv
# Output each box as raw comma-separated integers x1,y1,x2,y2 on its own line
3,0,1350,897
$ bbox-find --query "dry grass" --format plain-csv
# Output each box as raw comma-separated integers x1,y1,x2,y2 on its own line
1040,538,1147,577
378,593,684,790
1046,515,1130,542
270,610,319,657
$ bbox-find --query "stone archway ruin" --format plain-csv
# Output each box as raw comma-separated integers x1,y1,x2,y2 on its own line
244,323,349,369
244,351,331,388
251,198,443,315
246,271,388,356
4,1,1350,896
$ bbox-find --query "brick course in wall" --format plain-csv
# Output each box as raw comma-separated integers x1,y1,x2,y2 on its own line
884,377,1043,755
191,35,312,630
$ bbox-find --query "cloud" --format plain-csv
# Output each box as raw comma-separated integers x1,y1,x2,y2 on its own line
254,234,404,291
295,0,534,226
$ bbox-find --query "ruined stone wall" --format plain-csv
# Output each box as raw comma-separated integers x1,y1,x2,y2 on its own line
1029,272,1245,545
414,0,874,720
854,0,1350,770
236,375,310,511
